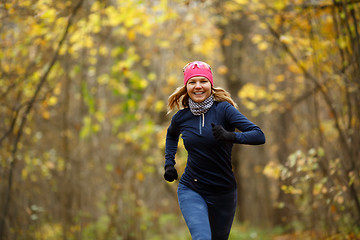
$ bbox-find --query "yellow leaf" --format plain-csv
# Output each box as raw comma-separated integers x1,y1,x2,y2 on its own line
222,38,232,46
90,1,101,12
143,59,151,67
22,169,28,179
54,83,62,95
274,1,285,10
99,46,109,56
251,34,263,44
275,74,285,82
234,34,243,41
234,0,248,4
269,83,276,91
280,35,293,44
238,83,267,100
136,172,145,182
95,111,105,122
224,1,243,12
245,101,256,110
337,37,347,49
42,111,50,120
19,0,32,7
158,40,170,48
288,64,302,74
92,124,101,133
155,100,165,112
127,30,136,41
84,36,94,48
97,74,109,85
263,161,281,179
279,35,294,44
217,66,229,75
127,99,136,111
148,72,156,81
89,57,97,65
41,8,57,22
138,79,148,89
3,62,10,73
48,96,58,106
257,41,268,51
105,6,123,27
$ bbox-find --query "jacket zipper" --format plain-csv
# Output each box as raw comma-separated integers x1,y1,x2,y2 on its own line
199,113,205,134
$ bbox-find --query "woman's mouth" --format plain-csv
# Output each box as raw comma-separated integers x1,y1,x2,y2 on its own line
194,92,204,95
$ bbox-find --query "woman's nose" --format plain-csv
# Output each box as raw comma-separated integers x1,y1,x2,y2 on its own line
195,82,201,88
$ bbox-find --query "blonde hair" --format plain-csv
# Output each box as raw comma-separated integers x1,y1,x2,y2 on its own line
167,86,238,113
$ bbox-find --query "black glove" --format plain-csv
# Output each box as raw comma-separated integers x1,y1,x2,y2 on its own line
211,123,236,142
164,165,178,182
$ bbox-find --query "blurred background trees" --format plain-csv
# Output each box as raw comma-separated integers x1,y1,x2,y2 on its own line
0,0,359,239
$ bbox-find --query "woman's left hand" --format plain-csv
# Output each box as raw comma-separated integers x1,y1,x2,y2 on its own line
211,123,236,142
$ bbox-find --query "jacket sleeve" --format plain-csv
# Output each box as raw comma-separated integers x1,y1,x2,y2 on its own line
224,103,265,145
164,116,181,167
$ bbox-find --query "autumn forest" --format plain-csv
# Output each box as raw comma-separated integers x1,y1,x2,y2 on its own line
0,0,359,239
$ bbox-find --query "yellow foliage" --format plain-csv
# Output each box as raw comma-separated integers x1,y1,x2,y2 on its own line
136,172,145,182
95,111,105,123
138,79,148,89
19,0,32,7
148,72,156,81
224,1,243,12
48,96,58,106
251,34,263,44
105,6,123,27
244,101,256,110
279,35,294,44
158,40,170,48
275,74,285,82
35,223,62,240
281,185,303,195
273,1,286,11
257,41,269,51
22,168,28,180
97,74,110,85
127,30,137,41
90,1,102,12
222,38,232,47
40,8,57,23
233,33,244,41
288,64,302,74
263,161,282,179
155,100,165,113
238,83,268,101
42,111,51,120
217,65,229,75
235,0,249,4
200,38,219,54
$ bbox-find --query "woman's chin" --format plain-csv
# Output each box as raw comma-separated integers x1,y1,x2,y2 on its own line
191,95,206,102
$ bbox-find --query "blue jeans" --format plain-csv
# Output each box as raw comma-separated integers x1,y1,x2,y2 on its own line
177,183,237,240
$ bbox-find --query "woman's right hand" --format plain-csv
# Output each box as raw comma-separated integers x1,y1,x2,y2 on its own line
164,165,178,182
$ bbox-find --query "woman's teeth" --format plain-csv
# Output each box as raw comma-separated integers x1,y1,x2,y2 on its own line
194,92,204,95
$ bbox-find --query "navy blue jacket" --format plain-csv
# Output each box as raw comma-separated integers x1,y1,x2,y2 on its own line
165,101,265,195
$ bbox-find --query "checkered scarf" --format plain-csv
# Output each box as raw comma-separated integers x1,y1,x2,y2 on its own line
188,95,214,116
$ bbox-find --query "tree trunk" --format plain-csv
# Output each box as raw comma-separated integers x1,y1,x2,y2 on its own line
215,1,273,226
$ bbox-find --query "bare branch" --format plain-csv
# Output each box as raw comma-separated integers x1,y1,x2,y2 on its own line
265,22,351,158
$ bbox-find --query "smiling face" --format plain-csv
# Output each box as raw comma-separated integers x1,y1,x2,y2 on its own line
186,77,212,103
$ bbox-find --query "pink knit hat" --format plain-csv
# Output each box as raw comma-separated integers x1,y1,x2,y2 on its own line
183,61,213,86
